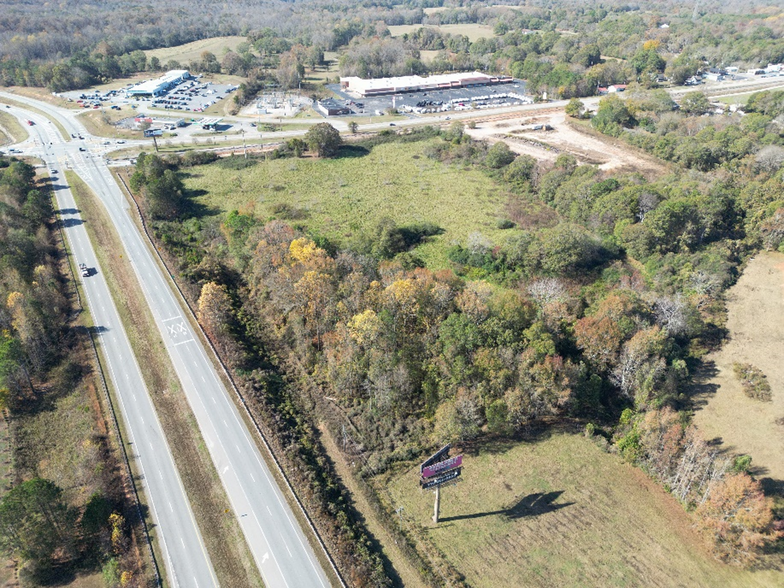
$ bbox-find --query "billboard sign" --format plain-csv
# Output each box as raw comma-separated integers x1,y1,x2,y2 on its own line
420,468,462,490
422,455,463,479
420,444,451,475
143,129,162,137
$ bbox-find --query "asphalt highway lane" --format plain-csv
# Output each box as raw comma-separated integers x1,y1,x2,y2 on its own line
1,94,331,588
7,105,218,588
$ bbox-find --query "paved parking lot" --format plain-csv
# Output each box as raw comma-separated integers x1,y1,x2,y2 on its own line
326,80,529,115
61,78,237,114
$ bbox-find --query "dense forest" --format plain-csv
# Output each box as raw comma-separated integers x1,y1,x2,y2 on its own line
126,84,784,578
2,0,784,99
0,159,143,585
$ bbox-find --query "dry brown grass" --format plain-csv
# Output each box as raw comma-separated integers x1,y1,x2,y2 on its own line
693,251,784,481
76,109,140,139
144,37,249,66
6,86,73,108
0,111,28,145
66,171,264,588
381,431,782,588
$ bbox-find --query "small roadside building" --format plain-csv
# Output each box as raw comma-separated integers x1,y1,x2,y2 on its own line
316,99,351,116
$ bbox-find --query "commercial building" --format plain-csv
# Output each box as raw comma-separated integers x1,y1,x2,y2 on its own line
127,70,191,97
340,71,513,97
316,98,351,116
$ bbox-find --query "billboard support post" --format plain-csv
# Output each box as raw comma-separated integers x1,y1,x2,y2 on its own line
420,444,462,524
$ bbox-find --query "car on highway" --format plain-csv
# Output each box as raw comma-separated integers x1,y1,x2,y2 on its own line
78,263,90,277
79,147,86,151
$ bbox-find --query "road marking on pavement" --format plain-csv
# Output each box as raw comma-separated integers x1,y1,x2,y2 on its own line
222,465,229,474
163,317,194,345
266,505,272,516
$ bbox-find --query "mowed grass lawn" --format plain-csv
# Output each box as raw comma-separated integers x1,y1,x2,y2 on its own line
382,432,782,588
184,139,511,267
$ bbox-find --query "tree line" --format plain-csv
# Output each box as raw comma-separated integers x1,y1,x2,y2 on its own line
2,0,784,101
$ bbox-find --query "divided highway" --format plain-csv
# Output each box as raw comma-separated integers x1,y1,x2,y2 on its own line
7,105,217,588
2,94,332,588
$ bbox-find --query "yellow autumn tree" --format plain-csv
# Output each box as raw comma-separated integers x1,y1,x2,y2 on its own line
348,309,382,347
197,282,232,337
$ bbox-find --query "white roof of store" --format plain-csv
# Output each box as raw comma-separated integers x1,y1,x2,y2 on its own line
341,71,495,92
128,70,189,94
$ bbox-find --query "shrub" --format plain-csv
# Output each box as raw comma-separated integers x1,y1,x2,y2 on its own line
732,363,772,401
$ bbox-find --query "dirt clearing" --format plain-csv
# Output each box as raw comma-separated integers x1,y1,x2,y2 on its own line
467,110,667,178
693,251,784,482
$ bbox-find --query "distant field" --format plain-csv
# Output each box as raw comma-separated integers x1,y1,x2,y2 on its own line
389,23,497,42
693,252,784,481
184,139,511,268
144,36,249,66
382,432,782,588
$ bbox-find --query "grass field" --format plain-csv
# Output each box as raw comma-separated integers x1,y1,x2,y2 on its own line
716,91,757,105
693,252,784,482
184,138,512,267
0,110,28,145
76,108,140,139
381,431,782,588
144,36,249,66
6,86,74,108
388,23,497,42
67,172,264,588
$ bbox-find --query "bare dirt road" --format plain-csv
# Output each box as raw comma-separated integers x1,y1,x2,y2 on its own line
466,108,667,178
